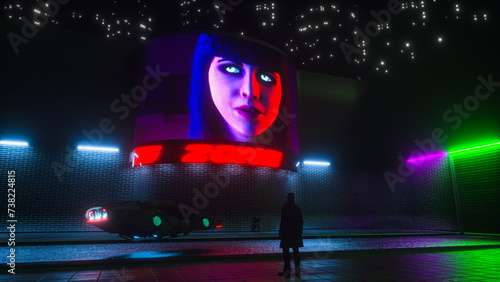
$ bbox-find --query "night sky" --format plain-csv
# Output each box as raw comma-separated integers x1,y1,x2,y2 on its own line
2,0,497,79
1,0,499,169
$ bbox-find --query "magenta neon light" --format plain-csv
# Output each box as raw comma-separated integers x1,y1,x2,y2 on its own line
407,152,448,163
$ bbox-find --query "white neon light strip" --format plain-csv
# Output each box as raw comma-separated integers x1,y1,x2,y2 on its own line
296,162,301,167
0,140,29,146
303,161,331,166
77,146,119,152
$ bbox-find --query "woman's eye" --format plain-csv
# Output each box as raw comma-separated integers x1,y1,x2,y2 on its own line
260,74,272,82
224,66,240,74
259,73,276,84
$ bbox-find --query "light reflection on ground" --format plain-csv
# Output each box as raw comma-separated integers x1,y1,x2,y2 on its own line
107,249,207,260
5,235,500,264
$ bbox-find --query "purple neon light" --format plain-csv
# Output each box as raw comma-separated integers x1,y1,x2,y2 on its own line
407,152,448,163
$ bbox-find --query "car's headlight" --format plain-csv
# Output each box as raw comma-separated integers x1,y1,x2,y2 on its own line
85,207,108,223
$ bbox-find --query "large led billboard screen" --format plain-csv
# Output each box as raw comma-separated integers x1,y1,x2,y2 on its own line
134,33,299,170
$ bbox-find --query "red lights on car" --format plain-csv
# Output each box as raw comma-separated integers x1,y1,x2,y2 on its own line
85,207,108,223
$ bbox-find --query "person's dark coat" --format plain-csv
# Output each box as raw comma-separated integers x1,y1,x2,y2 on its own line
279,200,303,248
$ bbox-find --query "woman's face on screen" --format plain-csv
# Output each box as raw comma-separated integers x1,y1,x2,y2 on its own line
208,56,282,138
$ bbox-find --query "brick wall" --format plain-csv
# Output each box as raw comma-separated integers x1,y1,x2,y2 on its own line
0,145,458,232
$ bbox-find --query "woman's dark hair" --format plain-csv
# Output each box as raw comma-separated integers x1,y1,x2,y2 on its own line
187,33,292,148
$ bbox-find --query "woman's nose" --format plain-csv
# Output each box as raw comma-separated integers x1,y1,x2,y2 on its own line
241,72,260,100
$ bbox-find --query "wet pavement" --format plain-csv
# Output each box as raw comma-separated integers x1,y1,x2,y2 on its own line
2,245,500,281
1,234,500,265
0,229,452,244
1,230,500,281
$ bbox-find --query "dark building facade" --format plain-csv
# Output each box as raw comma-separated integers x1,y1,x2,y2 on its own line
1,20,498,235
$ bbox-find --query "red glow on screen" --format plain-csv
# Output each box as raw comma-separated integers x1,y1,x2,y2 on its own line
181,144,213,163
134,145,163,166
216,225,222,228
181,144,282,168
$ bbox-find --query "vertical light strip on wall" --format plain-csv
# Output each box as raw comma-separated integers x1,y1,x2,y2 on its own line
448,154,463,234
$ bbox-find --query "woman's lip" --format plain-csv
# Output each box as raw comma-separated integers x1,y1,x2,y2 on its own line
236,106,262,113
235,108,262,119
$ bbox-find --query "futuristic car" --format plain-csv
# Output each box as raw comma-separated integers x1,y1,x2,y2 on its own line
85,201,221,241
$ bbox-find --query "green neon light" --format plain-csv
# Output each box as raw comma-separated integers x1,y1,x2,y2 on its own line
449,142,500,155
203,218,209,227
153,216,162,226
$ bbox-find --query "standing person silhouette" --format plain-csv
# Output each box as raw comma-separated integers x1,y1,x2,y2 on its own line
278,193,303,279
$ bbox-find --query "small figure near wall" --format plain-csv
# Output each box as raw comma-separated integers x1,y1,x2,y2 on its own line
252,215,260,232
